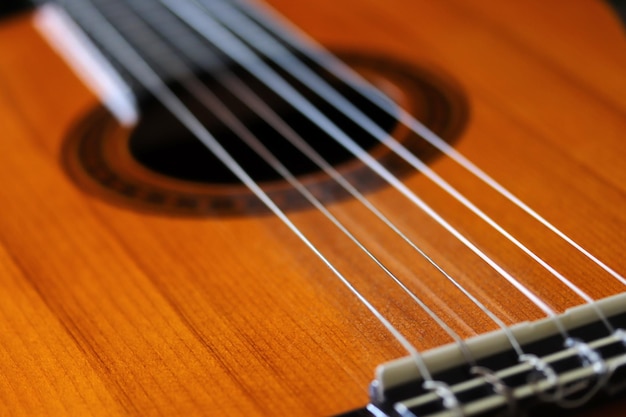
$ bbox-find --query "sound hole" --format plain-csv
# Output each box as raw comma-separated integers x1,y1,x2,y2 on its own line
129,74,398,184
63,53,468,216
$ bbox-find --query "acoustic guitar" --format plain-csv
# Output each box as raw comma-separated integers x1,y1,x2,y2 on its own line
0,0,624,416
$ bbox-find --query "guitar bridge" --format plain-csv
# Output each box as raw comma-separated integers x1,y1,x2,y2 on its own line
341,293,626,417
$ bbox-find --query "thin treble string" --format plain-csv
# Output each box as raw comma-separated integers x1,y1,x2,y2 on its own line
228,0,626,289
192,0,615,336
160,0,569,337
126,0,525,358
118,0,479,367
210,7,626,400
56,0,436,383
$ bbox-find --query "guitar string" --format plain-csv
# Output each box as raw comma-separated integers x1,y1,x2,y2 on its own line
64,0,545,399
109,0,592,342
202,0,623,401
227,0,626,289
160,0,582,337
102,0,501,368
56,0,620,410
88,0,565,344
69,2,525,407
69,0,620,372
183,0,616,335
123,0,483,366
209,4,626,381
111,5,620,404
125,0,527,359
150,0,613,370
57,0,439,384
157,10,615,400
94,4,616,400
58,0,616,404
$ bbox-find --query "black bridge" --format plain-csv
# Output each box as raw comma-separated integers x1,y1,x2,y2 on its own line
339,303,626,417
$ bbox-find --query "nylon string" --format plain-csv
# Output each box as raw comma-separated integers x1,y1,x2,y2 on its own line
160,0,569,332
187,0,615,334
56,0,625,388
228,0,626,289
126,0,526,361
58,0,438,383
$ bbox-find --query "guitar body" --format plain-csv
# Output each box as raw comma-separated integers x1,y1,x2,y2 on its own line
0,0,624,416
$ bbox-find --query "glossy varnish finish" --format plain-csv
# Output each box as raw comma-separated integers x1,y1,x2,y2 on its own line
0,0,625,416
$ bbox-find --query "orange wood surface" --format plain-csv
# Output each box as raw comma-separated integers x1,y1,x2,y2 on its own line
0,0,625,415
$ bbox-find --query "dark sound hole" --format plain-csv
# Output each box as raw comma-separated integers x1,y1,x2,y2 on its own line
63,53,467,216
128,70,398,185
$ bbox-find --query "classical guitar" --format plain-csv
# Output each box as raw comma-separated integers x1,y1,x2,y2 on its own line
0,0,625,416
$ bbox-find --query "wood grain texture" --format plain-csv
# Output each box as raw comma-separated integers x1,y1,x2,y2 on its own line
0,0,624,416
